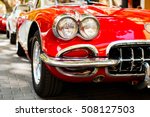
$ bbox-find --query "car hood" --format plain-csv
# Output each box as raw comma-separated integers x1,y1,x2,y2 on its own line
47,5,150,22
47,5,150,38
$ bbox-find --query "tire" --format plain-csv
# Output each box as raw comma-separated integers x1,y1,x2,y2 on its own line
10,33,16,44
6,30,9,39
31,31,63,97
16,41,26,57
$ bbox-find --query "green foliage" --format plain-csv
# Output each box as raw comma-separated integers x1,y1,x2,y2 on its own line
25,0,29,2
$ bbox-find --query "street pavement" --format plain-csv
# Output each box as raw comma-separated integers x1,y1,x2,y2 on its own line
1,34,150,100
0,34,41,100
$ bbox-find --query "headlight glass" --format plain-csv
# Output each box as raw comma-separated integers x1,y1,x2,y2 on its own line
145,23,150,33
79,17,100,40
55,17,78,40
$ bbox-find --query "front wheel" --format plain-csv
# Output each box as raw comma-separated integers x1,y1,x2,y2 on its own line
31,31,63,97
16,41,26,57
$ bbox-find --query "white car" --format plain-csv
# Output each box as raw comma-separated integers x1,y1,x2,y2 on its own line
6,4,31,44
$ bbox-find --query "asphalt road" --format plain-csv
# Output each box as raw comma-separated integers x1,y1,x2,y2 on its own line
0,33,150,100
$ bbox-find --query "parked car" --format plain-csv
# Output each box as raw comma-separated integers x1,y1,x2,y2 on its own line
16,0,150,97
0,14,7,33
6,4,31,44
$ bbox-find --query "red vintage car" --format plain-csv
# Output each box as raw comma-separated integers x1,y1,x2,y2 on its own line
16,0,150,97
0,14,7,33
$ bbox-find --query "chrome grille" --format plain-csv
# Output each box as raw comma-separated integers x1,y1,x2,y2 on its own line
108,44,150,75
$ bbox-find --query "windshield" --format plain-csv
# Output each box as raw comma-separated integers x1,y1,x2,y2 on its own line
34,0,121,7
41,0,81,5
16,5,30,12
89,0,122,7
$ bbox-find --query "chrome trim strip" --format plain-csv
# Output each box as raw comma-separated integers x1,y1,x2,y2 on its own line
56,44,99,77
130,48,134,71
106,40,150,56
119,48,122,72
105,67,145,77
40,53,119,68
56,67,98,77
56,44,98,57
140,47,144,71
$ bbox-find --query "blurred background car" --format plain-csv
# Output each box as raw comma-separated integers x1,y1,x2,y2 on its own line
0,14,7,33
6,4,31,44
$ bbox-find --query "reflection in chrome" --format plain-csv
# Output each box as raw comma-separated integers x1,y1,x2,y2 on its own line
144,23,150,33
33,41,41,85
40,53,118,67
79,15,100,40
106,40,150,77
57,44,98,57
52,15,78,41
143,62,150,88
106,40,150,55
57,44,100,77
40,44,118,77
52,14,100,41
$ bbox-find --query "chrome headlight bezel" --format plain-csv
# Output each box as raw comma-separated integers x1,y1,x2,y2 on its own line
145,23,150,33
53,15,78,41
53,14,100,41
79,15,100,40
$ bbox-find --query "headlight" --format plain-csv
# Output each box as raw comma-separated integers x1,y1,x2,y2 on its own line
145,23,150,33
53,15,78,41
79,16,100,40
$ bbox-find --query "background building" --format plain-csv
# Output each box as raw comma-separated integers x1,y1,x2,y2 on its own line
121,0,150,9
140,0,150,9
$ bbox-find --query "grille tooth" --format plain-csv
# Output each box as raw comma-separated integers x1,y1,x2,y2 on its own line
120,48,132,72
108,45,150,75
140,47,144,71
119,48,123,72
130,48,134,71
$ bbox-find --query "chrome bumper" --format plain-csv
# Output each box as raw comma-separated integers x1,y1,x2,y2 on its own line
40,53,119,68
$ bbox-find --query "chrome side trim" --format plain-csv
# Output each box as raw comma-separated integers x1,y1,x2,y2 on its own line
40,53,119,68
